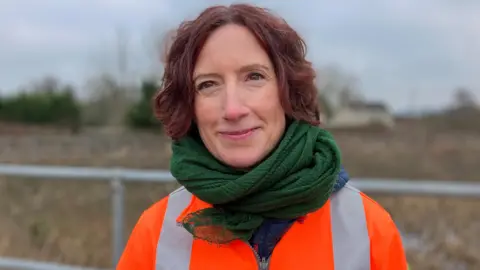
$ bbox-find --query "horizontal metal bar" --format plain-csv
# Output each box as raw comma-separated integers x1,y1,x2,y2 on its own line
0,257,108,270
0,163,479,196
0,164,174,182
351,178,480,197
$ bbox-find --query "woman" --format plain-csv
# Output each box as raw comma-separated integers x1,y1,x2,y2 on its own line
118,3,408,270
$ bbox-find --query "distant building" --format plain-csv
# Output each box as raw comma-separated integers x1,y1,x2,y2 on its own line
325,101,394,129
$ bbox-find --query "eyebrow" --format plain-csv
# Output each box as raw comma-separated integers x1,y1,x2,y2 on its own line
193,63,272,81
239,63,271,73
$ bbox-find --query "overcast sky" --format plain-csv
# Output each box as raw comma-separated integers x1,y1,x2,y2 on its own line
1,0,479,112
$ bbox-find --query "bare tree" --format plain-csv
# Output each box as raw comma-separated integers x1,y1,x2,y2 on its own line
452,87,477,109
82,73,135,126
315,65,363,116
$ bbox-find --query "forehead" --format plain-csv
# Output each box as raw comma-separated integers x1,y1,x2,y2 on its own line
194,24,272,75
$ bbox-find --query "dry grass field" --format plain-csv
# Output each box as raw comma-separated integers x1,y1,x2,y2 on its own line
0,121,479,269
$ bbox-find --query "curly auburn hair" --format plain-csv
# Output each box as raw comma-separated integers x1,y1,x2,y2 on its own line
154,4,320,140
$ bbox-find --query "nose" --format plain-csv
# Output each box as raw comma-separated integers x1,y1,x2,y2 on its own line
223,83,249,121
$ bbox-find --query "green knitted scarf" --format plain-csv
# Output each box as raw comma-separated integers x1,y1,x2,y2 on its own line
170,120,341,244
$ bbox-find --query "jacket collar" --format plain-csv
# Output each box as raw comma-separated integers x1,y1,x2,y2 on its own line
176,193,211,223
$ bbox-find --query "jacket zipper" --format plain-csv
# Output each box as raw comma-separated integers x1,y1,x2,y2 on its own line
244,241,270,270
244,219,297,270
259,257,270,270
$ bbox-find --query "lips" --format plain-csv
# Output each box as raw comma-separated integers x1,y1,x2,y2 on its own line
219,128,258,140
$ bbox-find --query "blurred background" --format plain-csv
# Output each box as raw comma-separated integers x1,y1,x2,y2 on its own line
1,0,479,269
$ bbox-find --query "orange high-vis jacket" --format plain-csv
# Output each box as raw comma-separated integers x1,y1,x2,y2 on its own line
117,184,408,270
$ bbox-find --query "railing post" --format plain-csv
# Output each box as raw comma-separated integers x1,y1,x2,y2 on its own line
111,171,125,269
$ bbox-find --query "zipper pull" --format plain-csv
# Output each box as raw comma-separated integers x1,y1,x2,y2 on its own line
259,257,268,270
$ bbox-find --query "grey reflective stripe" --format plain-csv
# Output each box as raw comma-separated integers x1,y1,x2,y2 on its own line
331,183,371,270
155,187,193,270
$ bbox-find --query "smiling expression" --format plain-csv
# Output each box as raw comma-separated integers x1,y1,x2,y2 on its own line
193,24,286,168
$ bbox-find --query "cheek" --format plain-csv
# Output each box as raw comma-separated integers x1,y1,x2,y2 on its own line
260,85,285,135
257,84,284,118
194,97,218,129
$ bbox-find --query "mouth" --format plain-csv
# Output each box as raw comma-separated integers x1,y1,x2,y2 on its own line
219,127,259,140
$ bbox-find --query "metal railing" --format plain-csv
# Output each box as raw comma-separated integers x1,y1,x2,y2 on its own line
0,163,479,270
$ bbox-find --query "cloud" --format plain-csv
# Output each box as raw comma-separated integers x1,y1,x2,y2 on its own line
0,0,479,111
0,0,174,90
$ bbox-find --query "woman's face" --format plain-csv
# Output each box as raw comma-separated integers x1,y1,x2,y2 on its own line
193,24,286,168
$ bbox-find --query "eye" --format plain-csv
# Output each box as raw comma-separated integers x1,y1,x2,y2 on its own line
247,72,265,81
196,81,216,90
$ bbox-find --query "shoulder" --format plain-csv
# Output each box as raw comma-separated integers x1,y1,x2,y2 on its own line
333,183,404,245
336,183,397,228
332,183,400,239
138,186,188,233
341,184,408,268
128,187,191,248
356,186,399,236
117,187,190,270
